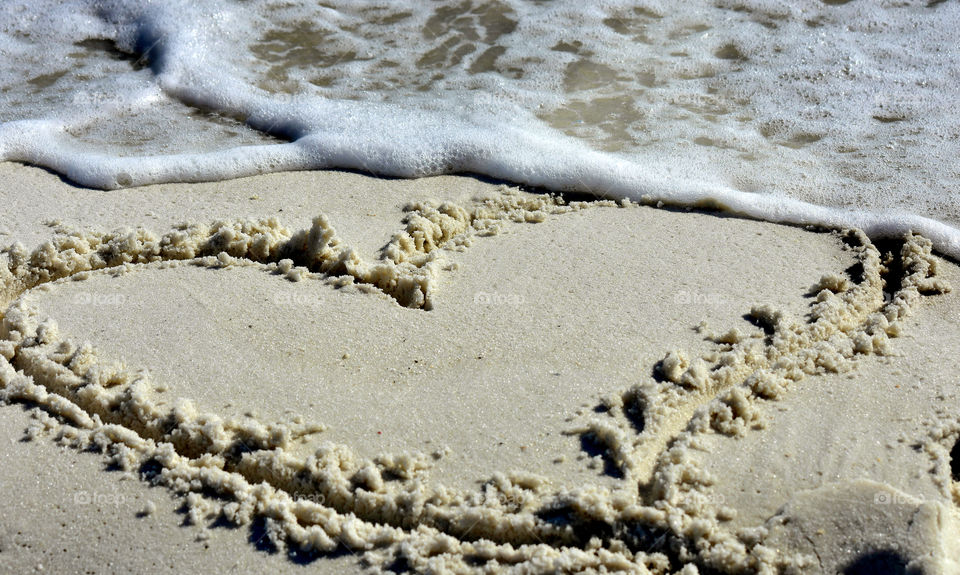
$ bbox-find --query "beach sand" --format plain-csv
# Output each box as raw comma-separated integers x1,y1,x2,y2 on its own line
2,161,959,574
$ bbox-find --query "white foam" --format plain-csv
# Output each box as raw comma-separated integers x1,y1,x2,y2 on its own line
2,0,960,257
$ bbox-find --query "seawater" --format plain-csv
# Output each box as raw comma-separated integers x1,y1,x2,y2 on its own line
1,0,959,255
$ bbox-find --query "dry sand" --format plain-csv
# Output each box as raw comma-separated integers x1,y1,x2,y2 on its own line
1,162,959,574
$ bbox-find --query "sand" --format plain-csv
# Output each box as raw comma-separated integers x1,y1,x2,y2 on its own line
2,162,959,574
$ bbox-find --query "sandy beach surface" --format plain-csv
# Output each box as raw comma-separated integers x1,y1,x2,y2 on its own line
2,161,960,574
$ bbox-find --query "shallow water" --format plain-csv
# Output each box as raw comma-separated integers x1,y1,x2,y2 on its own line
1,0,959,254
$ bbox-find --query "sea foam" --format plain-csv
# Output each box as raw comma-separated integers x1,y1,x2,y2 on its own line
1,0,959,256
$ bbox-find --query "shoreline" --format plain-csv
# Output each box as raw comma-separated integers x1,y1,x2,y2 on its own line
5,158,960,262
